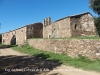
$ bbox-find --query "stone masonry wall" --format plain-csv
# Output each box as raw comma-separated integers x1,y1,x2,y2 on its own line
43,25,52,38
28,39,100,59
80,13,96,36
70,16,81,36
16,27,27,45
70,13,96,36
43,17,71,38
2,23,42,45
2,31,14,45
27,23,43,39
2,26,27,45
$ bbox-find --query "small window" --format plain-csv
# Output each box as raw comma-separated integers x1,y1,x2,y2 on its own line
75,24,77,29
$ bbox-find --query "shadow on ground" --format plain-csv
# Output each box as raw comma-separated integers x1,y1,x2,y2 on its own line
0,53,62,75
0,45,17,49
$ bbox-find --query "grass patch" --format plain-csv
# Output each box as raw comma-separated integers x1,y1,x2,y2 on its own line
70,36,100,39
28,36,100,40
12,44,100,72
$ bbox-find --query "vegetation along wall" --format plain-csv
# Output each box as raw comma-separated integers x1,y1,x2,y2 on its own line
28,39,100,59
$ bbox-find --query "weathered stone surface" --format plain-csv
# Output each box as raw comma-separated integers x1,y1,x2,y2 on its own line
2,23,43,45
28,39,100,59
43,17,71,38
1,12,97,46
27,23,43,38
43,12,97,38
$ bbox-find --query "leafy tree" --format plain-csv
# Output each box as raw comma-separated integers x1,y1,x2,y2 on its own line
89,0,100,15
89,0,100,36
94,17,100,36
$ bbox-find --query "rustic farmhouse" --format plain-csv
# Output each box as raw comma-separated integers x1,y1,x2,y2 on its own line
43,12,96,38
2,12,97,45
2,23,43,45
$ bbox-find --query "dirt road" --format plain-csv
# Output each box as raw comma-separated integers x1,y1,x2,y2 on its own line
0,48,100,75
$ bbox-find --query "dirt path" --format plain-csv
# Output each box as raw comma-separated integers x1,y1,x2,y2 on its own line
0,48,100,75
0,48,28,56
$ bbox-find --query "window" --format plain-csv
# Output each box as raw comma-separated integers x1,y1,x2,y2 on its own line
75,24,77,29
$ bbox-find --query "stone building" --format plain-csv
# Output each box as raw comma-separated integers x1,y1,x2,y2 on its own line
43,12,96,38
2,12,97,45
2,22,43,45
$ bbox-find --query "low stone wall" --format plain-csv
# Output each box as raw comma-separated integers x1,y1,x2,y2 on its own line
27,39,100,59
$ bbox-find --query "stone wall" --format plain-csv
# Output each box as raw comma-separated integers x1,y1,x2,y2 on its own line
2,26,27,45
27,23,43,39
80,13,96,35
28,39,100,59
43,17,71,38
70,13,96,36
70,15,81,36
43,25,52,38
2,31,13,45
2,22,43,45
16,27,27,45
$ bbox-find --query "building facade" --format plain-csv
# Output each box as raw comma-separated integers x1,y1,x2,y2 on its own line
2,12,97,45
43,12,96,38
2,22,43,45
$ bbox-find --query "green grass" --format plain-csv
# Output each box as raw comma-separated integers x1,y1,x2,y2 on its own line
12,44,100,72
70,36,100,39
29,36,100,40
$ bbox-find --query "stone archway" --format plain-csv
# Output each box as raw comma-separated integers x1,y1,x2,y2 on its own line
10,35,16,45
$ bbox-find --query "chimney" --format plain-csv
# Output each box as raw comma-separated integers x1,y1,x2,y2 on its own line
47,17,51,25
43,19,45,26
43,18,47,26
43,17,51,26
45,18,47,26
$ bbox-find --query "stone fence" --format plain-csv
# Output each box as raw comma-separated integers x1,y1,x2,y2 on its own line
27,39,100,59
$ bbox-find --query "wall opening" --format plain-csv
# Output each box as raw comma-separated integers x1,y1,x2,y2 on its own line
10,35,16,45
48,35,51,38
75,24,77,29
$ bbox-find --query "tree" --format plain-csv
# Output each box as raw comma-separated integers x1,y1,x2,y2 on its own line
89,0,100,15
94,17,100,36
89,0,100,36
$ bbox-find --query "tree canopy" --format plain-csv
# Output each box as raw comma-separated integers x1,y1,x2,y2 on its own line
89,0,100,15
89,0,100,36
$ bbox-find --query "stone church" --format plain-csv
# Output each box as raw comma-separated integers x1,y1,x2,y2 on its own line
2,12,97,45
43,12,96,38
